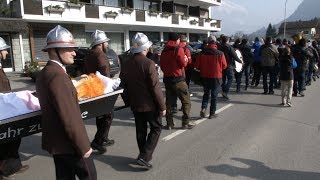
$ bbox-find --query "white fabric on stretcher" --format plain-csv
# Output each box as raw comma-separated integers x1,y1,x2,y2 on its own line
0,90,40,121
95,71,121,94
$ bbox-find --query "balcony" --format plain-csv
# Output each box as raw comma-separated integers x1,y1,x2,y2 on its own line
14,0,221,32
198,0,222,6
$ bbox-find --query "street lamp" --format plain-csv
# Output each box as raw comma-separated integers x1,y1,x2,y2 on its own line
283,0,288,39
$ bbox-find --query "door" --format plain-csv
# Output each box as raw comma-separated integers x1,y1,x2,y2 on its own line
0,34,13,72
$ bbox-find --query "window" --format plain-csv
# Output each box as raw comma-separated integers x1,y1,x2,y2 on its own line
129,31,160,43
85,32,124,54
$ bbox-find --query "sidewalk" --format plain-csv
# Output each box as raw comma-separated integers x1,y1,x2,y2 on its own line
6,72,35,91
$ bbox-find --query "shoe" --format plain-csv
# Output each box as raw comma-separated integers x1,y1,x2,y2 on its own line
278,103,285,106
244,86,248,90
200,109,206,118
313,76,317,81
2,173,16,179
268,91,274,95
102,139,115,147
221,92,229,100
182,123,195,129
287,102,292,107
292,93,297,97
209,113,218,119
2,165,29,179
262,92,268,95
236,89,240,93
162,125,174,130
16,165,29,174
172,107,177,114
136,158,152,169
91,141,107,154
299,91,305,97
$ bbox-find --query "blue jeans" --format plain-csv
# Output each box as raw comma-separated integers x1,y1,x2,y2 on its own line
201,79,221,114
235,65,250,90
222,68,234,93
293,69,306,94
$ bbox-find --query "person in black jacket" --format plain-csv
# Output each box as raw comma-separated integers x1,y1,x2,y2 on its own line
292,38,313,96
279,46,294,107
218,35,243,99
237,39,254,91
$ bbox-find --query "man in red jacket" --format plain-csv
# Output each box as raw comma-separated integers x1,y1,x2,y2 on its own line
195,35,227,119
160,33,195,130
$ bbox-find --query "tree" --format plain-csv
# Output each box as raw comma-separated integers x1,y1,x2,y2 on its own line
265,23,277,38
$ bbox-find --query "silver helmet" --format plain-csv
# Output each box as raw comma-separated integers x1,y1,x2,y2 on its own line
90,30,110,48
130,32,152,53
42,25,77,52
0,37,10,51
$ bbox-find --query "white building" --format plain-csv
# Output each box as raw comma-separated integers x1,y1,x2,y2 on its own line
3,0,222,72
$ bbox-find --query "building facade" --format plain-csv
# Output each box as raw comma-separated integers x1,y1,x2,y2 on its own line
3,0,222,72
278,18,320,41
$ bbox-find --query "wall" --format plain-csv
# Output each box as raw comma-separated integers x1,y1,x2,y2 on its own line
11,33,31,71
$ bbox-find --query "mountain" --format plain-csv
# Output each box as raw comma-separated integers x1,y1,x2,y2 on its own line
249,0,320,39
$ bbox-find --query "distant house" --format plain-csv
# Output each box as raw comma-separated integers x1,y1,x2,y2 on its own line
278,18,320,41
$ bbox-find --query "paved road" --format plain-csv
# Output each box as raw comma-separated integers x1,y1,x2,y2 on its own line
5,72,320,180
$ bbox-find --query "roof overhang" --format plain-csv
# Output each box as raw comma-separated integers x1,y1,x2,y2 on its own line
0,18,29,32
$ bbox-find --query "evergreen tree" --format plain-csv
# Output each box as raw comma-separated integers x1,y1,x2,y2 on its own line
265,23,277,38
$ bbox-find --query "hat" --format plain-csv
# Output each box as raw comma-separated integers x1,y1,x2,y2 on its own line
207,35,217,43
130,32,153,53
90,30,110,48
180,35,187,42
43,25,77,52
168,32,179,41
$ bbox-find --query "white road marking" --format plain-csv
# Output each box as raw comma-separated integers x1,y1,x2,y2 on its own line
162,103,233,141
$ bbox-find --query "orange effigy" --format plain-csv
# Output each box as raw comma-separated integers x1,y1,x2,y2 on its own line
75,73,105,99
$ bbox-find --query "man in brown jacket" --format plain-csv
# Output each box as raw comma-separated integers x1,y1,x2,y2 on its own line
120,32,166,169
36,25,96,180
0,37,29,178
84,30,114,154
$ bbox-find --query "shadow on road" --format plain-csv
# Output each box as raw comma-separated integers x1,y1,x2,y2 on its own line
206,157,320,180
92,154,149,172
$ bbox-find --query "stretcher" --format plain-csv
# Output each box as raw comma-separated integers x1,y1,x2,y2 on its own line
0,89,123,144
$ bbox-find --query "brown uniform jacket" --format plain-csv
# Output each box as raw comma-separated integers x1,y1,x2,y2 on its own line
0,69,11,92
36,61,90,156
120,54,166,112
84,48,110,77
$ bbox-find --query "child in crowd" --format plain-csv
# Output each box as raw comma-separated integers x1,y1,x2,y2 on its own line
279,46,295,107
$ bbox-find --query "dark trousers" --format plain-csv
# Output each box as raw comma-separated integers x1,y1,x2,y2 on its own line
201,78,221,114
293,69,306,94
251,62,261,85
221,68,234,93
164,81,191,126
93,112,113,144
262,66,275,93
173,68,192,109
0,139,22,176
53,154,97,180
133,111,162,162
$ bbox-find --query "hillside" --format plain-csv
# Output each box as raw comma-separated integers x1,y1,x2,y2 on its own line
249,0,320,38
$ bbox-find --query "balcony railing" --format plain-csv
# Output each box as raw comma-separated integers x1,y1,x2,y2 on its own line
15,0,221,31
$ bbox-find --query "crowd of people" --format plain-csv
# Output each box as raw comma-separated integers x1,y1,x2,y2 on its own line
1,24,320,179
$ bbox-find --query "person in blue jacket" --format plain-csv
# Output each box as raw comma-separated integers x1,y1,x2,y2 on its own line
251,37,264,86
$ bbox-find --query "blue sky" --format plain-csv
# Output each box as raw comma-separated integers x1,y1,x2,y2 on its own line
212,0,304,35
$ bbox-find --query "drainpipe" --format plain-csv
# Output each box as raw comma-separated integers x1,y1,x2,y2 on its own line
160,32,164,42
20,0,24,17
124,29,130,51
19,33,25,72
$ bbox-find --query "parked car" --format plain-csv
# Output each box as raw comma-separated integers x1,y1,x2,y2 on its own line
66,47,120,78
